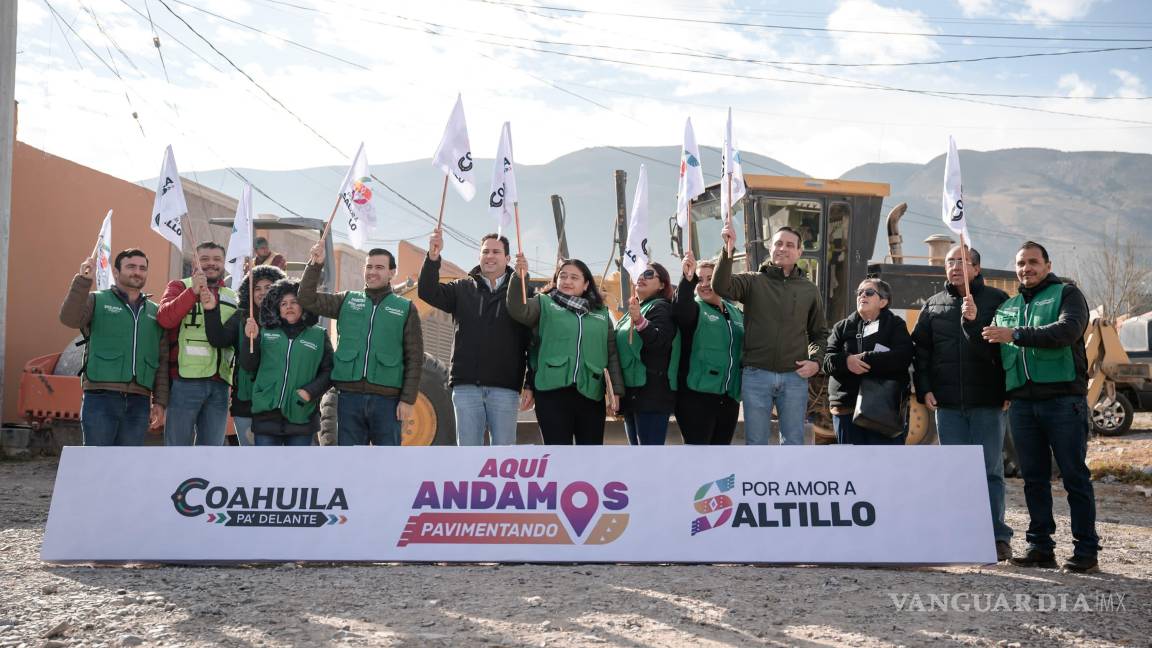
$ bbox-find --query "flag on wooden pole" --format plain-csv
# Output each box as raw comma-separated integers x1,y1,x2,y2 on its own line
675,117,705,229
338,142,377,251
225,184,254,291
433,94,476,202
488,122,517,233
94,210,113,290
622,164,649,283
720,108,746,224
941,135,971,247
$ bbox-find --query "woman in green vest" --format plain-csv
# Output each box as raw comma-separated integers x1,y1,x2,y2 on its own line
237,279,333,446
508,254,624,445
205,265,285,446
673,254,744,445
615,262,679,445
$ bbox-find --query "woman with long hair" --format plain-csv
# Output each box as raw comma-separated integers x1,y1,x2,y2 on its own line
614,262,679,445
508,254,624,445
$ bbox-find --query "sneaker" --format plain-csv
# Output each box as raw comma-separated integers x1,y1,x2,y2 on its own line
1063,555,1099,574
996,541,1013,562
1010,548,1057,568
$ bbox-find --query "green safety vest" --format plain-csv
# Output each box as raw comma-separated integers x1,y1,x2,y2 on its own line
685,297,744,400
614,299,681,390
330,291,410,387
994,282,1077,392
250,326,327,423
534,294,612,401
85,290,163,390
177,278,237,383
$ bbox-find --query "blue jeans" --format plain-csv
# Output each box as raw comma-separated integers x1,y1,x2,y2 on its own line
936,406,1013,543
164,379,229,446
254,434,313,446
1009,396,1099,558
741,368,809,445
624,411,671,445
81,390,150,446
452,385,521,446
833,414,906,446
233,416,253,446
337,392,402,446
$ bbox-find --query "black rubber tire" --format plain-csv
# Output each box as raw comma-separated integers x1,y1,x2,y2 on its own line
419,354,455,446
1091,392,1134,436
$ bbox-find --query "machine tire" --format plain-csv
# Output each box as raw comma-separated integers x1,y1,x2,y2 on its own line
1091,392,1133,436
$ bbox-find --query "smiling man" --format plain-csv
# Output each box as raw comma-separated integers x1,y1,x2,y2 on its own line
985,241,1099,573
157,242,238,446
418,229,532,446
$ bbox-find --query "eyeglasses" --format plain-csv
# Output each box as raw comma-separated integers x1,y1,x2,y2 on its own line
638,269,656,280
856,288,879,297
945,259,972,266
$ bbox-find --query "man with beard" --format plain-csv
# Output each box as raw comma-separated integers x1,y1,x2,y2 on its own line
59,249,168,445
157,242,238,446
418,229,532,446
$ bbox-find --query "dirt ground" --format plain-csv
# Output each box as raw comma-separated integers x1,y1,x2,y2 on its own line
2,423,1150,648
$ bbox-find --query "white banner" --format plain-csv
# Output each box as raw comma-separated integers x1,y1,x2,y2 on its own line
149,145,187,250
622,164,649,282
432,94,476,202
225,184,254,292
338,142,377,251
94,210,113,291
676,117,705,228
720,107,746,224
43,446,995,564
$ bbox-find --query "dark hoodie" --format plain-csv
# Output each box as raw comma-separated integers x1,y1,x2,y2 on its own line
238,279,334,436
1005,273,1089,401
204,266,286,417
418,257,532,391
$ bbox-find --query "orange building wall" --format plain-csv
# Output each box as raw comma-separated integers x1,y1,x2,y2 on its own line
5,142,174,423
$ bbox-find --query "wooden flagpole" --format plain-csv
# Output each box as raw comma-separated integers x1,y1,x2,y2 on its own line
959,231,972,299
514,202,526,304
435,175,449,230
248,256,256,352
319,194,343,242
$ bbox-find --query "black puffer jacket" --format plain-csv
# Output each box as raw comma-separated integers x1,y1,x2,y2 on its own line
238,279,333,437
911,275,1008,408
418,258,532,391
621,297,678,414
823,308,913,410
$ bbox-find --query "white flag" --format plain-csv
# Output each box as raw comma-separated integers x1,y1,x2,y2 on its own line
225,185,254,291
94,210,113,291
150,145,187,250
432,94,476,202
676,117,705,227
623,164,649,283
720,108,747,223
488,122,518,232
942,135,972,246
338,142,377,251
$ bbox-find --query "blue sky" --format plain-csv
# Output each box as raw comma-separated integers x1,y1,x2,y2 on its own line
14,0,1151,184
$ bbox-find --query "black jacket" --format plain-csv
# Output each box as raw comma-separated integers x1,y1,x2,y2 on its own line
911,275,1009,409
418,257,532,392
823,308,913,410
1006,273,1090,401
621,297,678,414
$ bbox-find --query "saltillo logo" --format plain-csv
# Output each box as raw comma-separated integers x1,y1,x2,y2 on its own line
691,476,876,535
170,477,349,528
397,455,630,547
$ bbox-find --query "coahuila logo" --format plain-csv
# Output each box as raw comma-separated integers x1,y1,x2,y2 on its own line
691,474,876,535
170,477,349,528
397,455,630,547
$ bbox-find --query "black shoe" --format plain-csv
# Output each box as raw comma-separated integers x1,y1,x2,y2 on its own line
996,541,1013,562
1011,548,1057,568
1063,555,1099,573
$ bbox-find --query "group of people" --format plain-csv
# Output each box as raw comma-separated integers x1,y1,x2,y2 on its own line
61,223,1099,572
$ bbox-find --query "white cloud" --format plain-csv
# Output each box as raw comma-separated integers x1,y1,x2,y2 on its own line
1057,73,1096,98
1012,0,1102,23
827,0,942,64
1111,69,1145,98
956,0,997,17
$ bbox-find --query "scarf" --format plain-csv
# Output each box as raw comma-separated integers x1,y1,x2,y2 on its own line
548,289,591,316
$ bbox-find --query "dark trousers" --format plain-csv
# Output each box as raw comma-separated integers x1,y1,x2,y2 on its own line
534,386,605,445
337,392,402,446
81,390,150,446
254,434,313,446
674,389,739,445
1009,396,1099,558
623,410,671,445
834,414,906,445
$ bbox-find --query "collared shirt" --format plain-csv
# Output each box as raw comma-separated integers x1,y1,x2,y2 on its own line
482,272,508,292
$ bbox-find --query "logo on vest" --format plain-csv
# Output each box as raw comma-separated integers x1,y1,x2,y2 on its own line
347,298,366,312
385,306,405,317
1034,297,1056,307
103,304,124,315
704,312,720,322
262,332,282,342
299,339,319,351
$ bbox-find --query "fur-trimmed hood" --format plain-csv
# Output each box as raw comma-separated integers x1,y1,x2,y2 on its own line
258,279,320,329
236,265,287,316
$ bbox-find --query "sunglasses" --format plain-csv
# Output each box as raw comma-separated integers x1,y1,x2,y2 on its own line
856,288,879,297
638,269,656,280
